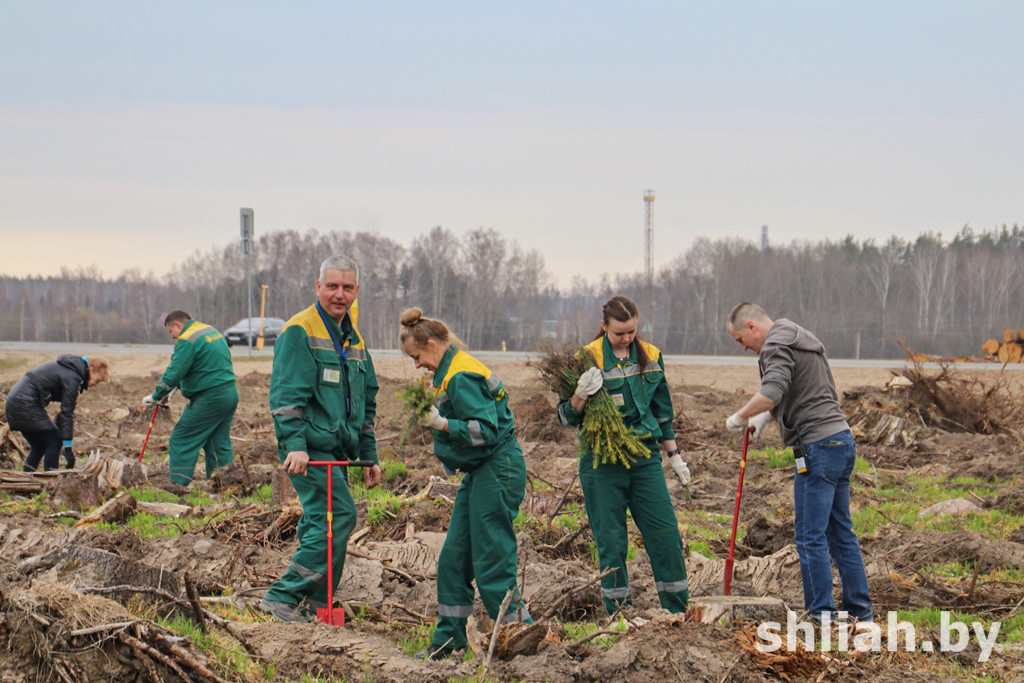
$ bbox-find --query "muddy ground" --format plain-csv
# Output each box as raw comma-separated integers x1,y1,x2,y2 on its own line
1,351,1023,682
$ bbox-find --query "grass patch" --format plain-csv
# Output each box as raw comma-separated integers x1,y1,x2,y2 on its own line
553,503,584,532
183,489,219,507
564,617,627,646
380,458,407,481
158,613,276,679
852,473,1023,541
399,622,435,657
679,508,740,544
688,540,715,559
588,541,638,567
749,446,795,469
240,483,273,504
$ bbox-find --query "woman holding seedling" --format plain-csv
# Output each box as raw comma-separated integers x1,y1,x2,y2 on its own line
399,308,531,660
556,295,690,614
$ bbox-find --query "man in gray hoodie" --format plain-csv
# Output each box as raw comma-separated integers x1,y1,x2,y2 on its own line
725,303,871,624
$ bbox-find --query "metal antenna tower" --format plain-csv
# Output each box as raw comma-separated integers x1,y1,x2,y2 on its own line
644,189,655,286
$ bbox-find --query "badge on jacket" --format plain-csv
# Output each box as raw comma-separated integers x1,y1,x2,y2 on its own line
323,368,341,384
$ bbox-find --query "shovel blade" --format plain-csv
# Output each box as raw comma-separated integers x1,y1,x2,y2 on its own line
316,607,345,627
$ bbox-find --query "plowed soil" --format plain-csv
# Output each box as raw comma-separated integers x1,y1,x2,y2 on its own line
1,351,1023,682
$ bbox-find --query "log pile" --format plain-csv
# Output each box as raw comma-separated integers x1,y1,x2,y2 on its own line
982,327,1024,363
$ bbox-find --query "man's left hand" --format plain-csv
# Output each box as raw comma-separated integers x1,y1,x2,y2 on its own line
364,464,382,489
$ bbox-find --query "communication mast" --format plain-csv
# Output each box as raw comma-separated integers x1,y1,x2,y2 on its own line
644,189,655,287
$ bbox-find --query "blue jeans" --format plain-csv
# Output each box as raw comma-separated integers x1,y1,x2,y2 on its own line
793,430,872,621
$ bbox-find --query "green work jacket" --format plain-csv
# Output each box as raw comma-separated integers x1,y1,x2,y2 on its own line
153,319,235,401
431,344,516,473
557,336,675,443
268,304,379,463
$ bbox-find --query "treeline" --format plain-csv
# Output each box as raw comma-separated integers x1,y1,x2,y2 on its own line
1,224,1022,358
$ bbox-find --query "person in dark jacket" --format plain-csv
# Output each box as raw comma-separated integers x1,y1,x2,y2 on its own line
4,355,109,471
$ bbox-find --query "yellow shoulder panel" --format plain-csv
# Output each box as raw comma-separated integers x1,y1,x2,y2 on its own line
583,338,605,368
441,350,491,392
637,339,662,362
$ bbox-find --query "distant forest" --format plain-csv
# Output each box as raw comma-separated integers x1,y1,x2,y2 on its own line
2,224,1023,359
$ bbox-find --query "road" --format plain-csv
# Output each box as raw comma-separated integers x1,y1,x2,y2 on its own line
0,341,1015,371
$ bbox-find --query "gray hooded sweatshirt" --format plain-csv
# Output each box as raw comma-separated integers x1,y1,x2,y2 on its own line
758,318,849,448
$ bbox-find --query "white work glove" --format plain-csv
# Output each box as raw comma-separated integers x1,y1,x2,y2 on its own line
748,412,772,439
420,405,449,431
726,412,748,432
142,395,156,407
668,453,691,486
574,367,604,400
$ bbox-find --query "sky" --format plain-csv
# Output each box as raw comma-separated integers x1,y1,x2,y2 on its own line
1,1,1021,286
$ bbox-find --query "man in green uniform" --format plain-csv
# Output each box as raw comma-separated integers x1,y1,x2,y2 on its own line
260,255,382,622
144,310,238,487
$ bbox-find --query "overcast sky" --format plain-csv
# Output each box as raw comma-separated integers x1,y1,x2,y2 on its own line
2,1,1021,286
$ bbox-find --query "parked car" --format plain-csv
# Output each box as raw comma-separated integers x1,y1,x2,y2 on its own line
224,317,287,347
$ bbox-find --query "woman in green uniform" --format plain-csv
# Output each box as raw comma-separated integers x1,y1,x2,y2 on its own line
400,308,531,659
557,295,690,614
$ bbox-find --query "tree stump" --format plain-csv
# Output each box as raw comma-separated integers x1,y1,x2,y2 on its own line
53,471,102,511
686,595,788,626
76,491,138,526
271,468,297,506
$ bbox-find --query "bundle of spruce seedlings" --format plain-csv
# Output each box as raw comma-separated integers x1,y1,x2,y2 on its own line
393,374,435,444
532,342,651,468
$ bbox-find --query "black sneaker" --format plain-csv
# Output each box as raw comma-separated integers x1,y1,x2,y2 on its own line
414,644,462,660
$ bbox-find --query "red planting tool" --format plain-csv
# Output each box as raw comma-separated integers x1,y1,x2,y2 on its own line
724,426,754,596
306,459,376,626
138,388,176,463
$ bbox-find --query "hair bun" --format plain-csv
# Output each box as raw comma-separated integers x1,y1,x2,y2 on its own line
400,308,423,327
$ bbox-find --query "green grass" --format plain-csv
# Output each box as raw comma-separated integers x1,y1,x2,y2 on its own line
183,489,219,507
399,622,436,657
554,503,584,533
688,540,715,559
240,483,273,504
851,473,1023,541
564,617,627,646
157,613,276,679
749,446,795,469
380,458,407,481
588,541,638,567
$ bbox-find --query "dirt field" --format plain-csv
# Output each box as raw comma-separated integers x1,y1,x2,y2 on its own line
1,349,1023,682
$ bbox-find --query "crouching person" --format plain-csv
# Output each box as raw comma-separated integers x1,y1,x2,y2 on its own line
400,308,531,659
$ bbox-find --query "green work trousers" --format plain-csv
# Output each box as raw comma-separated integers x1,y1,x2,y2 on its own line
432,440,532,650
579,447,689,614
264,453,357,610
168,383,238,486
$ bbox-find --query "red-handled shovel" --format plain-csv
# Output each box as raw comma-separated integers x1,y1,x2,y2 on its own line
724,426,754,596
306,459,376,627
138,389,177,463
